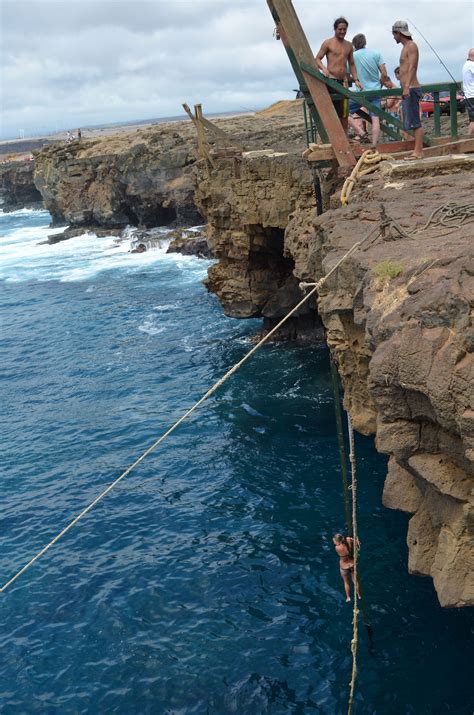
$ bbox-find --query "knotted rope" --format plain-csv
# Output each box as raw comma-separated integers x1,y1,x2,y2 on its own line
347,412,359,715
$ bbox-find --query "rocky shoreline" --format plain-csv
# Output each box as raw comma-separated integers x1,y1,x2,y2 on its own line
1,102,472,606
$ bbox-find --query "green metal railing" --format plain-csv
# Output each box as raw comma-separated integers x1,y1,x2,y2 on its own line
299,67,463,147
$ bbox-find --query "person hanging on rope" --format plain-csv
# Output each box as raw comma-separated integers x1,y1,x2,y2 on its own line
333,533,361,602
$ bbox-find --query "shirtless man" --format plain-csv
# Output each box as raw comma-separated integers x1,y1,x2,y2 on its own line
392,20,424,158
315,17,362,132
333,533,361,602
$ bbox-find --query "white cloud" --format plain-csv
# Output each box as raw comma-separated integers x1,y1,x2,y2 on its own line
0,0,472,138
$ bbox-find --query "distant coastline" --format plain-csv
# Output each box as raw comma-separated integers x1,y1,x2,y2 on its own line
0,109,257,156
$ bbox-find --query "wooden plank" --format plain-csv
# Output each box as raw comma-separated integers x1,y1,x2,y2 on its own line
304,141,416,161
183,103,243,149
268,0,356,167
194,104,215,167
418,137,474,157
304,137,474,163
200,117,243,148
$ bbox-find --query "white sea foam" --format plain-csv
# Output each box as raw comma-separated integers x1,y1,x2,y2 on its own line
153,303,180,312
0,212,211,284
1,207,45,217
137,314,167,336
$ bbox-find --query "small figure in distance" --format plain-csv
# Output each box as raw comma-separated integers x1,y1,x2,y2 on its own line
77,128,82,141
315,17,362,133
333,533,361,602
392,20,424,159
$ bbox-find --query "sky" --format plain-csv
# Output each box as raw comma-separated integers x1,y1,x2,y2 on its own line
0,0,473,139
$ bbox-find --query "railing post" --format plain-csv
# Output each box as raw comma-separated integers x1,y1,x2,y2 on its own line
449,84,458,139
433,92,441,137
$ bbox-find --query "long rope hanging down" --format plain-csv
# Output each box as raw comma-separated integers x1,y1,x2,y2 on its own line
0,242,362,594
329,358,352,534
347,413,359,715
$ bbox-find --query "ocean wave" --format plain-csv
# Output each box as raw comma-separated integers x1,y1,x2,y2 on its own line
0,207,49,217
0,217,210,284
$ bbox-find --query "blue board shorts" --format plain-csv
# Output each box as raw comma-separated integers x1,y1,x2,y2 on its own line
367,97,381,117
350,97,381,117
402,88,422,130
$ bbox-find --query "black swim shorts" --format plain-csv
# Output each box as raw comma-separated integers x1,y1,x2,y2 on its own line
332,79,349,120
466,97,474,123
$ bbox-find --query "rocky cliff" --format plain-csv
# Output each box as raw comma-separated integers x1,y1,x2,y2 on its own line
195,141,473,607
31,102,307,233
33,129,202,228
0,159,43,211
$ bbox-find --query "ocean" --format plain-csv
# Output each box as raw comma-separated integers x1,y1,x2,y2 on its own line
1,209,473,714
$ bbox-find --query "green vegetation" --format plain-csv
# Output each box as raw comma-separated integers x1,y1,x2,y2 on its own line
373,260,403,281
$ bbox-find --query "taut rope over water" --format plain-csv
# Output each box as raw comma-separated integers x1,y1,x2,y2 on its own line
1,242,361,594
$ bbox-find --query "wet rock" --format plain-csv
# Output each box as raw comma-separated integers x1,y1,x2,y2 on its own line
166,227,214,259
0,159,43,211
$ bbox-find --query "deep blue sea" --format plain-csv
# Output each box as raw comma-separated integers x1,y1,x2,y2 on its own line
1,209,473,714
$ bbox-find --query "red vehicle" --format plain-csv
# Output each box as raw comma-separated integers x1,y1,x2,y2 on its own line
420,91,466,116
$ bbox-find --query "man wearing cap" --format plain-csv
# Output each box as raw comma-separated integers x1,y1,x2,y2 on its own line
462,48,474,135
392,20,424,159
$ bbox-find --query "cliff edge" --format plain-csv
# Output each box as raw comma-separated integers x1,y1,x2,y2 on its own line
196,145,473,607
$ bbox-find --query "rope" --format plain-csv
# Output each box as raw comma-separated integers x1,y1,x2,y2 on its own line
410,201,474,236
340,150,394,206
346,412,359,715
1,241,361,594
329,358,352,534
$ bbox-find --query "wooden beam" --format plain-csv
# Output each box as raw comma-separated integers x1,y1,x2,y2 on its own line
194,104,215,167
267,3,329,143
268,0,356,167
304,137,474,163
419,137,474,157
183,102,243,149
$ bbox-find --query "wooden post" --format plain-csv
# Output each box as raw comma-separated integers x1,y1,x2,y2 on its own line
449,85,458,139
267,0,356,167
194,104,215,167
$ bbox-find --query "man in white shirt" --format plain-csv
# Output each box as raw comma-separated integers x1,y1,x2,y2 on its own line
462,48,474,135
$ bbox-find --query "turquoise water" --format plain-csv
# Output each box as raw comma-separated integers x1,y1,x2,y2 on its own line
1,210,473,714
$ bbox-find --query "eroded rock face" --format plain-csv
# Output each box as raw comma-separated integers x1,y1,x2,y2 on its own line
194,150,324,340
0,159,43,211
33,129,202,229
31,101,309,234
301,172,473,607
199,148,473,606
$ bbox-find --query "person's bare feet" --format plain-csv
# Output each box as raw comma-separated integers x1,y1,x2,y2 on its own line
402,153,423,161
346,596,351,602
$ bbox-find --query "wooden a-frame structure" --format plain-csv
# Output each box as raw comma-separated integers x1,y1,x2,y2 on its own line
267,0,474,167
268,0,357,167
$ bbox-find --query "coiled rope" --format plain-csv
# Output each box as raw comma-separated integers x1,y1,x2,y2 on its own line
411,201,474,235
1,242,361,594
340,150,394,206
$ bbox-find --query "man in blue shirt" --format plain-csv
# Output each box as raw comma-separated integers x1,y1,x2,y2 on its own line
352,34,388,145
